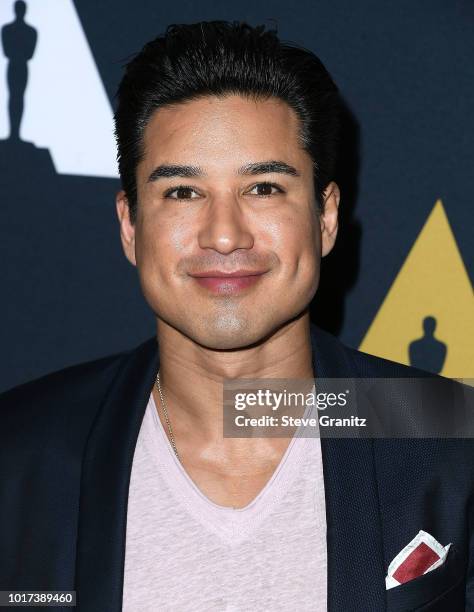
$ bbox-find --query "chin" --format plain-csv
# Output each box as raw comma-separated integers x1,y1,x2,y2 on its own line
189,314,273,351
188,316,294,350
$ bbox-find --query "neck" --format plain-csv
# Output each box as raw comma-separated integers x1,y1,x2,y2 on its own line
153,312,315,444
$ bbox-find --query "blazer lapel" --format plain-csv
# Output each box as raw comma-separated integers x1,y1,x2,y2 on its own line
74,336,160,612
310,324,387,611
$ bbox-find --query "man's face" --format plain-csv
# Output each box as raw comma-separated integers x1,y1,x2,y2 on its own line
117,94,339,349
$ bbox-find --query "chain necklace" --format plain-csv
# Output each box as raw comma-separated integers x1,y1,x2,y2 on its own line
155,370,181,463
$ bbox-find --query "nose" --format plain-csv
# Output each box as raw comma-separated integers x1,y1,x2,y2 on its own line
197,195,254,254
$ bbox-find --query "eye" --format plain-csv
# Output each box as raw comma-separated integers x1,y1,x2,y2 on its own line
163,185,200,200
247,182,284,197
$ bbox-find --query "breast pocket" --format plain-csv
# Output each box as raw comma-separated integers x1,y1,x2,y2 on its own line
385,545,465,611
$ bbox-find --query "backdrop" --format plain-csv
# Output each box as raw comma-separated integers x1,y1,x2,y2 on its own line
1,0,473,392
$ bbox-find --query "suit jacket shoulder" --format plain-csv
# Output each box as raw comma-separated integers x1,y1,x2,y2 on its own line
0,344,142,596
0,348,132,455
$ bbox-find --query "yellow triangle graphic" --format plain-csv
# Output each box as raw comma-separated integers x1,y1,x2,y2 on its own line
359,200,474,379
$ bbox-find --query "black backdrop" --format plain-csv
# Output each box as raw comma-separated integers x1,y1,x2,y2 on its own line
1,0,473,392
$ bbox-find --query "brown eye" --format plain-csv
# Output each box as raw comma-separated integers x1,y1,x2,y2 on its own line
248,182,284,197
164,186,200,200
176,187,192,199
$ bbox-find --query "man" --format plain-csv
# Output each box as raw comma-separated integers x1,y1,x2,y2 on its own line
0,20,472,612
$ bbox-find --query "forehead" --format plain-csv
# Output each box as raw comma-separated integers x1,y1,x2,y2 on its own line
140,94,307,170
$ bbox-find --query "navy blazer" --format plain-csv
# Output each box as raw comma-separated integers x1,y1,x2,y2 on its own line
0,323,473,612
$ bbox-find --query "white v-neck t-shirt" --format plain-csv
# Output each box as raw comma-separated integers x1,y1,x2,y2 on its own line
122,391,327,611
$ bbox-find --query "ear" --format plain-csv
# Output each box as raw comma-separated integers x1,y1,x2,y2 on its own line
115,190,137,266
319,181,340,257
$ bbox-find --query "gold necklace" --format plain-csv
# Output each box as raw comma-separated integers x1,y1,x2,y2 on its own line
155,370,181,463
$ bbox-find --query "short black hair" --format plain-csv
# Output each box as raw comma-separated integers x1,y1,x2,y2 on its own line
114,20,342,224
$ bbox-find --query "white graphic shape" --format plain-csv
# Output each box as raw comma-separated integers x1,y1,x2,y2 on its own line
0,0,118,178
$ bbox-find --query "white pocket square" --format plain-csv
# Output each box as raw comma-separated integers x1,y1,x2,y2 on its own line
385,529,452,590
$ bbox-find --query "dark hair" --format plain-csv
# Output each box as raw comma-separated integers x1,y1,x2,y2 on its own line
114,20,342,224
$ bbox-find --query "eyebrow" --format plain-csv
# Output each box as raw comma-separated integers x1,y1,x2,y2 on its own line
146,160,300,183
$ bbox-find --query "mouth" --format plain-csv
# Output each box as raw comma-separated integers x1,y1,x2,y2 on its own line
188,269,268,294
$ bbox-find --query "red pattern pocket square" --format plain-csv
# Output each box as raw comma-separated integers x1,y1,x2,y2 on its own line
385,530,452,590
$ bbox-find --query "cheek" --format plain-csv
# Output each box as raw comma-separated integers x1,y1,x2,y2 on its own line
275,210,321,273
167,216,194,254
135,207,192,280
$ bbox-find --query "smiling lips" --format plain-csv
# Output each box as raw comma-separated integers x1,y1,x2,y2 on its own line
189,269,267,293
